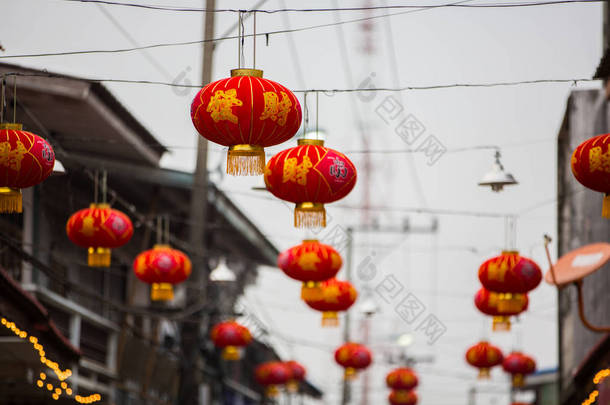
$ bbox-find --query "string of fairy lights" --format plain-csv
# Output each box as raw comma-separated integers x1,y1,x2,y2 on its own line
0,317,101,403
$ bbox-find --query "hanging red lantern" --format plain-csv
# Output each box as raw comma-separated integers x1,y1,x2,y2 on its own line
264,139,357,228
303,278,357,327
478,251,542,311
386,368,419,391
133,245,192,301
0,123,55,213
502,352,536,387
255,361,292,397
388,390,418,405
465,341,504,378
209,321,252,360
191,69,302,176
571,134,610,217
284,360,306,393
334,343,372,379
66,204,133,267
474,287,528,331
277,239,342,300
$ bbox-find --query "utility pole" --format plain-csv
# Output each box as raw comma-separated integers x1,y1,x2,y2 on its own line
179,1,215,403
340,220,438,405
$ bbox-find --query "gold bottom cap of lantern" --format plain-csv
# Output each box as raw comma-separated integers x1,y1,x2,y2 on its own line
88,247,111,267
603,194,610,218
227,144,265,176
512,373,525,387
265,385,279,398
222,346,241,361
295,202,326,228
492,316,511,331
321,311,339,327
478,368,491,379
344,367,357,380
151,283,174,301
0,187,22,213
286,380,299,393
301,282,324,301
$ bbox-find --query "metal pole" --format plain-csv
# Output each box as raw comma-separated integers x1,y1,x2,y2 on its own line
179,0,214,403
341,227,354,405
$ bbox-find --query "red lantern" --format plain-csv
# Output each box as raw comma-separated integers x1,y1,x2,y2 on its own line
210,321,252,360
284,360,306,393
191,69,302,176
0,123,55,213
571,134,610,217
388,390,418,405
303,278,357,327
66,204,133,267
255,361,292,397
474,287,528,331
133,245,192,301
278,239,342,299
465,341,504,378
478,251,542,310
502,352,536,387
334,343,372,379
386,368,418,391
264,139,357,228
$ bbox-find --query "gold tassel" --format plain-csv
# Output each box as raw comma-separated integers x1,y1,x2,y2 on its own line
602,194,610,218
512,374,525,387
295,202,326,228
87,247,111,267
492,316,511,331
301,282,323,301
344,367,357,380
321,311,339,327
227,145,265,176
478,368,491,379
151,283,174,301
222,346,240,361
265,385,279,398
286,380,299,393
0,187,22,213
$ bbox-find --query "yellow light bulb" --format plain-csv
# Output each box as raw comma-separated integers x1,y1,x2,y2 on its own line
66,388,73,395
37,380,43,388
47,383,53,391
40,372,46,380
52,393,59,400
61,382,67,389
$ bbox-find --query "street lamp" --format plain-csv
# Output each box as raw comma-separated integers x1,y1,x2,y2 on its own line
478,151,518,192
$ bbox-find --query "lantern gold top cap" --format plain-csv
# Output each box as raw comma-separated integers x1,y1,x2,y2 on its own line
302,239,319,243
89,203,111,209
153,244,171,249
0,123,23,130
501,250,519,255
298,139,325,146
231,69,264,78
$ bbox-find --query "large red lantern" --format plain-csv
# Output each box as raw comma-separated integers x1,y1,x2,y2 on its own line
502,352,536,387
474,287,528,331
386,368,418,391
284,360,306,393
303,278,357,327
334,343,372,379
66,204,133,267
133,245,192,301
465,341,504,378
478,251,542,310
388,390,418,405
191,69,301,176
255,361,292,397
277,239,342,299
571,134,610,217
210,321,252,360
0,123,55,213
265,139,357,228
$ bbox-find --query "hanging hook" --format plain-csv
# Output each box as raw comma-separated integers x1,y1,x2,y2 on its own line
237,11,242,68
253,11,257,69
316,91,319,135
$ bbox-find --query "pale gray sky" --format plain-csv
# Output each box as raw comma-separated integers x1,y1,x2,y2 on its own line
2,1,604,404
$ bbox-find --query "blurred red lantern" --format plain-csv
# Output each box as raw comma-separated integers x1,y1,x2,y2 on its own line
334,343,372,379
388,390,418,405
502,352,536,387
479,251,541,310
66,204,133,267
133,245,191,301
386,368,418,391
285,360,306,393
571,134,610,217
278,239,342,299
465,341,504,378
255,361,292,397
303,278,357,327
0,123,55,213
210,321,252,360
264,139,357,228
474,287,528,331
191,69,301,176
